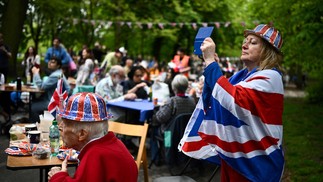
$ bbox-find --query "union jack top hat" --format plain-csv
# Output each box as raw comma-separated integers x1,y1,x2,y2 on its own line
244,24,283,51
60,92,112,122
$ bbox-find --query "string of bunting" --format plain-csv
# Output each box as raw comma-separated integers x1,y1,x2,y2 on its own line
66,18,260,30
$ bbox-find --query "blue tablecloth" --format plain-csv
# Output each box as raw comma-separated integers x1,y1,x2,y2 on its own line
106,100,154,122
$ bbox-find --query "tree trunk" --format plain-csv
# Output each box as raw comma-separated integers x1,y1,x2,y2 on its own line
0,0,28,78
152,37,163,62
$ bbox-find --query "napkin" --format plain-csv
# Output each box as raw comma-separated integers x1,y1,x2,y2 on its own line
38,111,54,133
5,141,38,156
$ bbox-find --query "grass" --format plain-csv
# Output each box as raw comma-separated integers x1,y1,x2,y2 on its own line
282,98,323,181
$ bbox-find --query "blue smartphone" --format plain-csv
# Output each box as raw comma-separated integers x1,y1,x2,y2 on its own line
193,27,214,56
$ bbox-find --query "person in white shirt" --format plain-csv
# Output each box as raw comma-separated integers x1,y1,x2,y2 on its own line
95,65,136,121
21,46,41,82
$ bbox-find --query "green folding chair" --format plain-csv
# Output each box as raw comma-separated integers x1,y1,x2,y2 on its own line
72,85,95,94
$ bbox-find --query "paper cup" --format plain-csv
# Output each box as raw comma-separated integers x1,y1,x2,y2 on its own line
25,124,37,133
28,130,41,144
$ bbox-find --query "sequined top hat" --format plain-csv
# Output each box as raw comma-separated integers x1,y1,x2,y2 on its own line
244,24,283,51
60,92,112,122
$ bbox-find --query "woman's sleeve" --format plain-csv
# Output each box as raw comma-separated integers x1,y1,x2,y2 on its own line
155,99,173,124
33,73,43,88
35,55,41,65
202,62,223,109
41,75,58,90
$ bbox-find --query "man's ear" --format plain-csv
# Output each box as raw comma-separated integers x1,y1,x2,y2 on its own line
78,129,89,142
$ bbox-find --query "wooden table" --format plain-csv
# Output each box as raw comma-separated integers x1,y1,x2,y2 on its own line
7,155,77,182
0,84,44,120
0,83,44,93
6,124,77,182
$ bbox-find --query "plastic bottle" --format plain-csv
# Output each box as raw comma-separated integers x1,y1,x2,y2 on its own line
16,77,22,90
148,86,153,102
26,72,31,84
49,120,60,156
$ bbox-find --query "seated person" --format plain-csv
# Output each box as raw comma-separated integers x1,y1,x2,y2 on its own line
0,72,9,123
151,74,196,163
153,74,196,134
30,57,70,122
122,66,152,123
95,65,137,121
123,66,151,99
48,92,138,182
96,65,136,103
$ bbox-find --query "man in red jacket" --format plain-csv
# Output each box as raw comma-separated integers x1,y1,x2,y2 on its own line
48,92,138,182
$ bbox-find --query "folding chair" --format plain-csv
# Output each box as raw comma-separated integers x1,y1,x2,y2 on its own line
108,121,149,182
149,113,192,174
72,85,95,94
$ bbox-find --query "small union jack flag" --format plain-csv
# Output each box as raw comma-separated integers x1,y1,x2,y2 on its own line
48,76,68,118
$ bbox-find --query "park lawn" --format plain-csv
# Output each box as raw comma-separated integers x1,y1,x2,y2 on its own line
282,98,323,181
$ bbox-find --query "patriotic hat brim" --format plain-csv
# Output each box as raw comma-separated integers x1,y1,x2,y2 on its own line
59,92,112,122
244,24,283,52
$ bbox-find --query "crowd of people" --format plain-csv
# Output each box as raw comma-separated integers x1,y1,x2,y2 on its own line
46,24,286,181
21,39,228,123
1,23,286,181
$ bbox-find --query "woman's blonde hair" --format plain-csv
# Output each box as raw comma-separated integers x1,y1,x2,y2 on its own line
258,40,284,72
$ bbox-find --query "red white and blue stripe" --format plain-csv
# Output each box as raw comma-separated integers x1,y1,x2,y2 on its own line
179,62,284,181
48,77,68,118
60,92,112,122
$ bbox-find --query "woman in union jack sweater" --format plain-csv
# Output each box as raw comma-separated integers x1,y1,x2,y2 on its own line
179,24,285,182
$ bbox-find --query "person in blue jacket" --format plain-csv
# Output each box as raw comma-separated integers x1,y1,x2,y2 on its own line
30,57,69,122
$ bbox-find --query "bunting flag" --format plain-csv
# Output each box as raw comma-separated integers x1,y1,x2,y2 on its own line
64,18,269,30
215,22,221,29
192,23,197,30
127,22,132,28
147,22,153,29
136,22,143,29
224,21,231,27
158,23,164,29
48,77,68,118
91,20,96,26
170,22,177,27
202,22,208,27
178,63,285,181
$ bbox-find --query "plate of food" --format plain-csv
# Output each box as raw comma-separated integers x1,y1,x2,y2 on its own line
57,148,80,161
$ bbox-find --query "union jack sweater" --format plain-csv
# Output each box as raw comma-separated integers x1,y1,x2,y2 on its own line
179,62,284,182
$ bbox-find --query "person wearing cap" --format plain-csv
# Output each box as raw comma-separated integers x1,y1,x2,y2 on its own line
100,48,123,77
48,92,138,182
179,24,284,181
